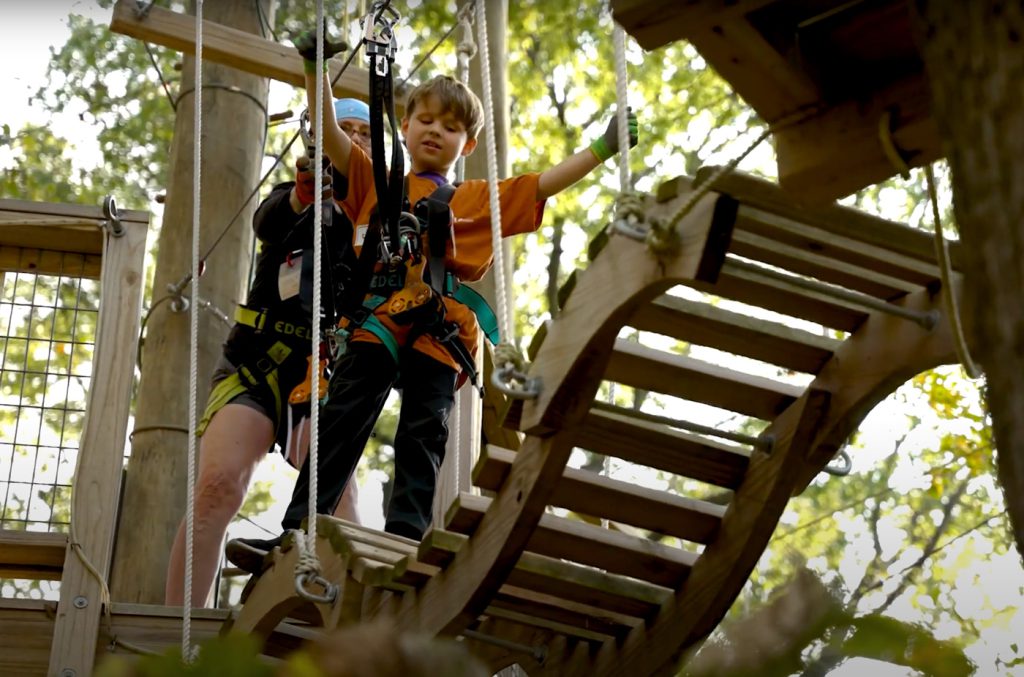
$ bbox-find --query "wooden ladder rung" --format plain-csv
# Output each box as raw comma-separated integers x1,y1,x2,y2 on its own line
734,204,946,287
692,167,962,272
629,294,840,374
710,261,869,332
445,493,696,587
577,408,750,488
473,446,726,544
486,594,633,642
0,529,67,580
606,339,802,421
730,228,921,299
409,527,670,622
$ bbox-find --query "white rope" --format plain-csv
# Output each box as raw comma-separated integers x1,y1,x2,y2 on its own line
612,20,629,189
474,0,512,347
294,0,327,585
454,2,476,183
182,0,203,662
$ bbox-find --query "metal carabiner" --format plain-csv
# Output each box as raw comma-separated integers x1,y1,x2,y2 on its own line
823,449,853,477
362,1,401,61
294,571,338,605
491,363,541,400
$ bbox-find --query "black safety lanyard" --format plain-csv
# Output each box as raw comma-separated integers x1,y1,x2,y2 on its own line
365,4,405,262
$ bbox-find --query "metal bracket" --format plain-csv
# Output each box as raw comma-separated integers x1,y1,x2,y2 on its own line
823,448,852,477
102,195,124,237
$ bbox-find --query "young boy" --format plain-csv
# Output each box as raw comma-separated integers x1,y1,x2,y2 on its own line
166,100,375,606
228,53,637,563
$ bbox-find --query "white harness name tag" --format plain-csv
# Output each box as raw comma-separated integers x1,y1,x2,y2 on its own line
278,250,302,300
355,224,369,247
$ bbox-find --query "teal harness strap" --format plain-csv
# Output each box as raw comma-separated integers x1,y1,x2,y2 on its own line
362,316,400,364
451,280,500,345
336,294,401,365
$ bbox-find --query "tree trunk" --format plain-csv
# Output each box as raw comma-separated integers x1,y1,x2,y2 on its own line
110,0,275,603
913,0,1024,560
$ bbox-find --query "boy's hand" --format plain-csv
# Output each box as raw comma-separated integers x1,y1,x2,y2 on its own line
589,108,639,162
294,21,347,73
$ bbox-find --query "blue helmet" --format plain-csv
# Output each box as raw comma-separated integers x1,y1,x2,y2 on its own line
333,98,370,123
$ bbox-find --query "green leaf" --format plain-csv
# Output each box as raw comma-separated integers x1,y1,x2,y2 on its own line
843,615,974,677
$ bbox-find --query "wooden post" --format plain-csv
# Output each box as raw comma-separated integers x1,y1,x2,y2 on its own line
433,0,511,523
109,0,275,604
48,219,148,677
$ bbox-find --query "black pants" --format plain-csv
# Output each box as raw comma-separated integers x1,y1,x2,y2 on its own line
282,341,457,539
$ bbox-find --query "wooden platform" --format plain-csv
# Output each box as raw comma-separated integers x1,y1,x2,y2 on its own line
0,199,147,279
611,0,941,202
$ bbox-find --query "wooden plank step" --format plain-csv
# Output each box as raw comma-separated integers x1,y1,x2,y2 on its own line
486,590,633,641
733,204,945,287
729,229,921,299
710,260,869,332
577,408,750,488
411,528,670,622
484,596,629,642
445,493,696,587
474,446,726,543
629,294,839,374
688,168,963,270
605,339,802,421
0,530,67,580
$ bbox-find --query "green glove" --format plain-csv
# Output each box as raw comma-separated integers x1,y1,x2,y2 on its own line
589,108,639,162
294,21,348,74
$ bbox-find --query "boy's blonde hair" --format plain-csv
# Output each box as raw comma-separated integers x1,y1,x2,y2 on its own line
405,75,484,141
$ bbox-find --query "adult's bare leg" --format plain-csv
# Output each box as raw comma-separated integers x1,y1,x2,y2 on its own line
164,404,274,606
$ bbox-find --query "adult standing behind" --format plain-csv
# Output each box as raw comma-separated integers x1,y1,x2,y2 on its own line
164,99,372,607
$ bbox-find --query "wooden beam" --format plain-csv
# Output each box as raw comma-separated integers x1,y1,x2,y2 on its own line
686,17,820,122
446,492,696,587
775,74,942,201
0,198,149,225
109,0,382,103
411,528,670,621
610,0,777,50
629,294,839,374
605,339,802,421
576,408,750,489
708,260,869,332
684,170,963,272
473,446,726,543
48,219,148,677
0,247,102,279
0,199,146,260
0,530,68,580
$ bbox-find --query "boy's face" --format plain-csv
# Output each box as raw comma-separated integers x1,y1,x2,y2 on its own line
401,93,477,175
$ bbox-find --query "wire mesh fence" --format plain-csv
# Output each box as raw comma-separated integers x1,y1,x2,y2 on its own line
0,255,97,598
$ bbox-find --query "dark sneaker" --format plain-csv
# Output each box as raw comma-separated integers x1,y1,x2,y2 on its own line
225,534,284,575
